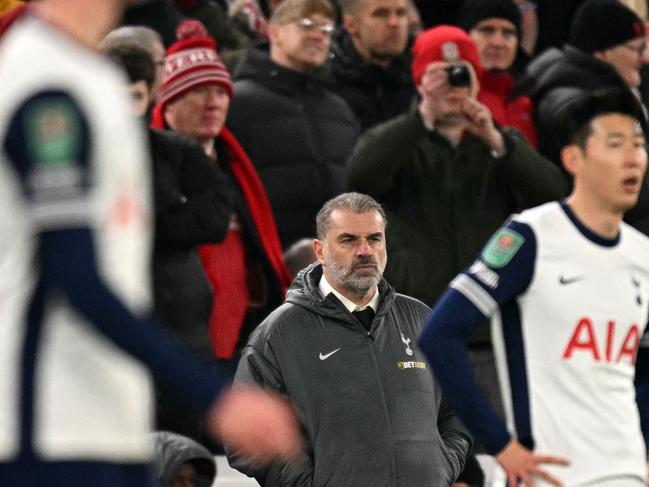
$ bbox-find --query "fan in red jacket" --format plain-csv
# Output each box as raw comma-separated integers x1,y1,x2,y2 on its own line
458,0,538,148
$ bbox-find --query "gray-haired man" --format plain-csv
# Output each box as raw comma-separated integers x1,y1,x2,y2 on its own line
229,192,471,487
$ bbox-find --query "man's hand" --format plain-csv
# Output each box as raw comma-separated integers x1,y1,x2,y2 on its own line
461,98,506,156
496,439,569,487
207,385,302,463
417,62,450,130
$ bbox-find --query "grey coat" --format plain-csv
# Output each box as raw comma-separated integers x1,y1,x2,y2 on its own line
229,263,471,487
152,431,216,487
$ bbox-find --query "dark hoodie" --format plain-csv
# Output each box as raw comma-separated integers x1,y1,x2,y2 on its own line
229,263,471,487
152,431,216,487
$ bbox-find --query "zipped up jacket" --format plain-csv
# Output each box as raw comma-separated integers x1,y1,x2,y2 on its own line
227,44,360,248
229,264,471,487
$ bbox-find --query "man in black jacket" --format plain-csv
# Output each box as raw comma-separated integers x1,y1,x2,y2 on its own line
327,0,414,132
229,192,471,487
514,0,649,234
226,0,360,249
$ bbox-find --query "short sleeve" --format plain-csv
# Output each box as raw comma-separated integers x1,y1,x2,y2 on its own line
3,90,92,230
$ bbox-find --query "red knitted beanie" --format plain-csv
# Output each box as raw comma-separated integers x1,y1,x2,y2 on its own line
411,25,483,86
157,20,233,108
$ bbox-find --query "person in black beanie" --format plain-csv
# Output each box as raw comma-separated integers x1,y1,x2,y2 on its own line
458,0,522,72
514,0,649,236
457,0,538,147
458,0,521,40
569,0,646,56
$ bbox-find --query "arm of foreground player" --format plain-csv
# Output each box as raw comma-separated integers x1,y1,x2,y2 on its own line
418,219,569,485
418,291,569,486
41,227,301,462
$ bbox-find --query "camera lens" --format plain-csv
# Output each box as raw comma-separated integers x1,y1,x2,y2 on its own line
445,65,471,88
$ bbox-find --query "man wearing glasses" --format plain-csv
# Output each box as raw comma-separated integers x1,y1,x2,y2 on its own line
515,0,649,235
226,0,360,251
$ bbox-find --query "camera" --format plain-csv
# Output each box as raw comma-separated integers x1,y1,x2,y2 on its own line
445,64,471,88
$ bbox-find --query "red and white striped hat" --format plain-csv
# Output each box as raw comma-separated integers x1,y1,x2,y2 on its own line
157,20,233,107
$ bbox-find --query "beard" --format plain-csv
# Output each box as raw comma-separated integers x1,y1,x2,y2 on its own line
325,254,385,296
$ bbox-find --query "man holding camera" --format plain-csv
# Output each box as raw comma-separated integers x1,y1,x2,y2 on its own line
347,24,567,337
348,29,567,441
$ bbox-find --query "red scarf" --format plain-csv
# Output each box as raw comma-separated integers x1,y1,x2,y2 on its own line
151,104,292,355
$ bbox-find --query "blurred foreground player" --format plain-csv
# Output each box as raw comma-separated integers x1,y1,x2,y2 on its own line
0,1,300,486
419,88,649,487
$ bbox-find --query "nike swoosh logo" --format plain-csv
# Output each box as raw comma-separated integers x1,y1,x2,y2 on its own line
319,348,341,360
559,275,583,285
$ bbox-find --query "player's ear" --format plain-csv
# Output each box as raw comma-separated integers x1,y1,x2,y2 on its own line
561,144,581,177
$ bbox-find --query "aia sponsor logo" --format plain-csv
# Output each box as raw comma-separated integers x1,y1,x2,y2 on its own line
562,317,640,365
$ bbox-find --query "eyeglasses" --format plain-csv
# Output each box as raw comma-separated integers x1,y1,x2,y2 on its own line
293,17,335,35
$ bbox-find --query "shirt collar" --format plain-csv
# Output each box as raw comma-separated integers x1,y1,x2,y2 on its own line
319,274,380,313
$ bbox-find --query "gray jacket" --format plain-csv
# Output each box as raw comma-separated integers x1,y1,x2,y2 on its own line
228,263,471,487
152,431,216,487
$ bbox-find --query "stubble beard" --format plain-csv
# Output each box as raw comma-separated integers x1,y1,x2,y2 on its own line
326,255,383,297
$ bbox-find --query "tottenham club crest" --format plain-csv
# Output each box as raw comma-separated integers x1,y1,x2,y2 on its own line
400,332,414,356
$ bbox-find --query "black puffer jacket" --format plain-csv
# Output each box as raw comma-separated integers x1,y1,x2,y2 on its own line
227,44,360,248
516,45,648,163
152,431,216,487
327,30,415,132
515,45,649,234
149,128,232,355
229,263,471,487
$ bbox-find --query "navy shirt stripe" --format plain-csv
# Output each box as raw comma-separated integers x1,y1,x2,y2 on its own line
501,301,534,450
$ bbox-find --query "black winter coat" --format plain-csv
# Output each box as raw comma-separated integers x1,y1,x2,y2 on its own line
229,263,472,487
516,45,648,163
515,45,649,234
227,44,360,248
327,30,415,132
149,128,232,354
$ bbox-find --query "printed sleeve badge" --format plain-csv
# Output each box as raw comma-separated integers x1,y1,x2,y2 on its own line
482,227,524,268
26,99,82,166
